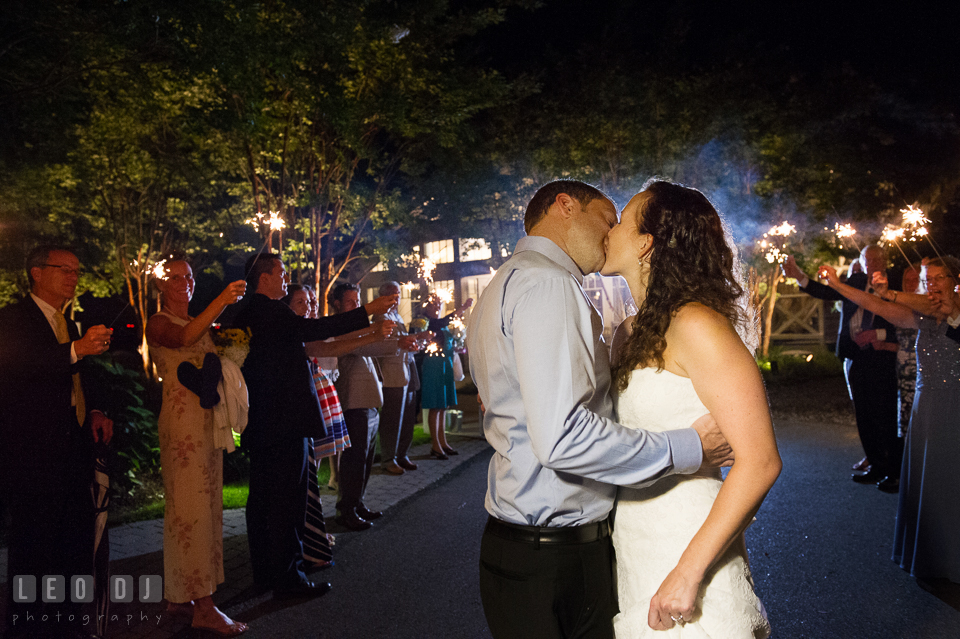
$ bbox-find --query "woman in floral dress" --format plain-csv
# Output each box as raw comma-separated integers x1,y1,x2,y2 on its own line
146,260,248,636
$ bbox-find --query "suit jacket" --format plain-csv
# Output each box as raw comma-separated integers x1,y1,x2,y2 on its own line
947,323,959,344
335,340,404,411
0,296,98,494
373,310,420,390
234,293,370,448
801,273,898,360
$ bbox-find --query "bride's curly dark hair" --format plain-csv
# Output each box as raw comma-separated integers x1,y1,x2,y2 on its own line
612,179,755,393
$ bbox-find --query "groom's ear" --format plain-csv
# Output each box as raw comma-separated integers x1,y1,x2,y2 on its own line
554,193,577,220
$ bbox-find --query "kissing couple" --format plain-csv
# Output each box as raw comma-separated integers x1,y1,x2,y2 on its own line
468,178,782,638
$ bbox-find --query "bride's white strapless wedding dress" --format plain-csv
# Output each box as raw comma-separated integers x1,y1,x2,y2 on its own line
613,368,771,638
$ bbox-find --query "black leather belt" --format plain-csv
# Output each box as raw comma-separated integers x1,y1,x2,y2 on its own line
485,516,610,546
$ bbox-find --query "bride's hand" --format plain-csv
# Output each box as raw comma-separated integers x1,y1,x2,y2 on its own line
647,567,700,630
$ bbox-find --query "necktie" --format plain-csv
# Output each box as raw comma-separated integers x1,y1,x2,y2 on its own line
53,310,86,425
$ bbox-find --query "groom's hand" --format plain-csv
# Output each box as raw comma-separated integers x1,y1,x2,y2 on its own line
691,413,734,468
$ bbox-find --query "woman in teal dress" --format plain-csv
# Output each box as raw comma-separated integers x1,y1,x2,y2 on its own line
420,293,472,459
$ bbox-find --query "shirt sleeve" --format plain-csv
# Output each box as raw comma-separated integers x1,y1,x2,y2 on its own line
510,276,701,487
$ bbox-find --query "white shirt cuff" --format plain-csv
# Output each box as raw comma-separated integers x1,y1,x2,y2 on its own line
875,329,886,341
948,312,960,328
667,428,704,475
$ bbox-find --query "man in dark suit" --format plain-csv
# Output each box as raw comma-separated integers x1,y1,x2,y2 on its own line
234,253,398,598
0,246,114,638
783,245,901,492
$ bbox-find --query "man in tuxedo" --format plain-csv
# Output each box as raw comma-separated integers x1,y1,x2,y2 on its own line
783,245,901,492
0,246,114,638
374,281,421,476
234,253,398,598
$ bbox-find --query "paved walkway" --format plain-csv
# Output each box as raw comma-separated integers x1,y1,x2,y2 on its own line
0,419,489,639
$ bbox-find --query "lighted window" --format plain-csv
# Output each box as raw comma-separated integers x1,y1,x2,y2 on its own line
424,239,454,264
460,238,492,262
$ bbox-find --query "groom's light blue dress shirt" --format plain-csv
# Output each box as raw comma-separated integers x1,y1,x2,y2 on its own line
467,236,703,527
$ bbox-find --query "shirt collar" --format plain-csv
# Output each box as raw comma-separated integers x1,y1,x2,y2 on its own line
514,236,584,285
30,292,59,320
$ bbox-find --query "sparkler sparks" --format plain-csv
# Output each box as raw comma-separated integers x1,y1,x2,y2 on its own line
419,258,436,284
880,225,913,263
767,222,796,237
150,259,168,280
757,222,796,264
901,205,930,229
267,211,286,232
434,288,453,304
880,225,906,244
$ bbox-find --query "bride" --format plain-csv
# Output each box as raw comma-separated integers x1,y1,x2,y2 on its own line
601,180,781,637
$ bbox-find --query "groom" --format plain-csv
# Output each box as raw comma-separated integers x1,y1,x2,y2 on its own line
467,179,734,639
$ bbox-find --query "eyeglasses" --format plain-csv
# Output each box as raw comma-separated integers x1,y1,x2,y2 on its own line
921,275,954,286
42,264,83,277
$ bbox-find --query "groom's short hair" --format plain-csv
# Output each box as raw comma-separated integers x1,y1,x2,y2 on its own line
524,180,607,234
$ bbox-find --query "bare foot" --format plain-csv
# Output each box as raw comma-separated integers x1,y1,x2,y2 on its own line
192,605,248,636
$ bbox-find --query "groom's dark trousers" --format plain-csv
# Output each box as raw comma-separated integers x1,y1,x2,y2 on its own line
479,517,617,639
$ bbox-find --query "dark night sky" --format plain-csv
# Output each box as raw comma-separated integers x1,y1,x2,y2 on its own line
474,0,960,111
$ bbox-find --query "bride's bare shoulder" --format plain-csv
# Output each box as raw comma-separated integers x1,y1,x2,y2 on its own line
669,303,745,359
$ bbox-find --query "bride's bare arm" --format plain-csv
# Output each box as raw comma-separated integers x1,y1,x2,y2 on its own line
647,303,782,630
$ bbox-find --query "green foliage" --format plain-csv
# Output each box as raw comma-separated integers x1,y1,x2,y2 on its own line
83,355,161,500
757,345,844,384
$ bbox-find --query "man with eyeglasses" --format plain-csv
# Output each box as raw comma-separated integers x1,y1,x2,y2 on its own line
0,245,115,638
783,244,902,493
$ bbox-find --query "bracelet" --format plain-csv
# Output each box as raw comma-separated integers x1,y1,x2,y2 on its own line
891,291,898,302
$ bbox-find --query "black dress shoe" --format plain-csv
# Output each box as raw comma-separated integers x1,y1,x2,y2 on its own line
273,580,332,600
877,476,900,493
336,509,373,531
852,468,884,484
430,448,449,460
441,446,459,456
357,504,383,520
397,456,418,471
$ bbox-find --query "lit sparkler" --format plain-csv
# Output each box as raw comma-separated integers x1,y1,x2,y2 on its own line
757,222,796,264
434,288,453,304
267,211,286,232
833,223,861,251
768,222,796,237
424,342,440,356
901,205,930,229
150,259,168,280
900,204,944,259
419,258,436,284
880,224,912,263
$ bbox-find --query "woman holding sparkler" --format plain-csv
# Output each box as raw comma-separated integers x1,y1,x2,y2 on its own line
146,260,249,636
819,256,960,584
421,292,473,459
